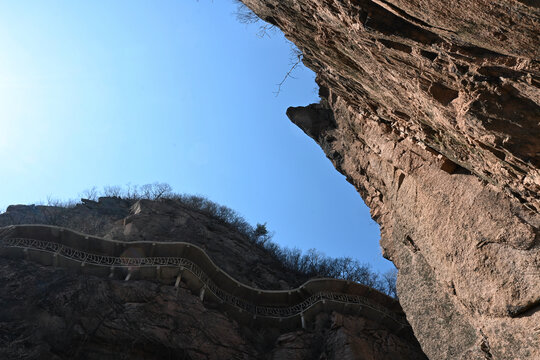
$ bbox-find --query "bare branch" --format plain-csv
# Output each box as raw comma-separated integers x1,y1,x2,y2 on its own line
273,53,303,97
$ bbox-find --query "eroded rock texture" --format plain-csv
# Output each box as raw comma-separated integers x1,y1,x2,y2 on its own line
241,0,540,359
0,199,426,359
0,197,309,290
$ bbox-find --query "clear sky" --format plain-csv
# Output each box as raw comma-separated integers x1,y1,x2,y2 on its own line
0,0,393,273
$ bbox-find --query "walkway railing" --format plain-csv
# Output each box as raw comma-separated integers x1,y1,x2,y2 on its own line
0,224,412,336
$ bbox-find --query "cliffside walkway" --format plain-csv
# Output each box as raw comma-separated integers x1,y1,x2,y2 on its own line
0,224,413,338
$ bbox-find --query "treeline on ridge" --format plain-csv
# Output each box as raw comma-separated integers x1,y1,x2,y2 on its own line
2,182,397,298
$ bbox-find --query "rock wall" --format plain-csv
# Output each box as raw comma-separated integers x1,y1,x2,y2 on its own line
0,224,409,333
0,199,427,359
240,0,540,359
0,197,309,290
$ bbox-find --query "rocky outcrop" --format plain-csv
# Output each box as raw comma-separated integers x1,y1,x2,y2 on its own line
0,224,409,332
0,199,427,359
240,0,539,359
0,256,258,360
0,197,309,290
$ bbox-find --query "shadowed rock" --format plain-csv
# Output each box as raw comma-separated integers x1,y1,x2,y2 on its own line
0,199,427,359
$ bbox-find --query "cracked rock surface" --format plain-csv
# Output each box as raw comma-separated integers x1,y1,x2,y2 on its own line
241,0,539,359
0,199,426,359
0,197,310,290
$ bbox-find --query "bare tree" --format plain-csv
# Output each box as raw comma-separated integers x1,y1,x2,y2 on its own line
274,45,304,96
81,186,99,201
382,268,398,298
139,182,172,200
151,182,173,200
233,0,260,25
103,185,123,197
233,0,276,38
124,183,140,200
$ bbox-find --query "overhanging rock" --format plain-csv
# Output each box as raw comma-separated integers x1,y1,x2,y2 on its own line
241,0,540,358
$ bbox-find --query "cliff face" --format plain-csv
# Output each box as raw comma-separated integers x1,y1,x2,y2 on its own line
0,198,426,359
0,198,308,290
240,0,540,359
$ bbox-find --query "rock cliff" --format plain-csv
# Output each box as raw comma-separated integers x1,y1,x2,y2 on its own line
240,0,540,359
0,198,426,359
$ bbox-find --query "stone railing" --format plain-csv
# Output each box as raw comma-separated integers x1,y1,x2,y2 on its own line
0,224,413,339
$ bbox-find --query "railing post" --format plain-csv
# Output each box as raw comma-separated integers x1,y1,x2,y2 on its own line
156,265,161,280
199,286,206,301
0,227,411,335
53,246,62,268
174,269,183,296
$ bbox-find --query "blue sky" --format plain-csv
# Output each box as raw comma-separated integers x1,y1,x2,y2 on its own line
0,0,392,273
